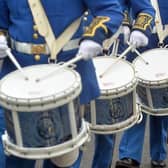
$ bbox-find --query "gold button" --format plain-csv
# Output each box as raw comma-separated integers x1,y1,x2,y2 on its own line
84,26,89,31
33,33,38,39
33,25,38,31
83,17,87,21
34,55,40,61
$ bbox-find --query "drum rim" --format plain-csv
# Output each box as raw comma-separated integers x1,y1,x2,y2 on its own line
0,65,82,111
139,103,168,116
133,48,168,86
2,119,90,159
93,56,137,97
100,77,137,98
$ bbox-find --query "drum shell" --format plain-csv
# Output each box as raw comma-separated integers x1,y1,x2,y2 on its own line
85,91,135,126
0,64,90,159
83,56,140,134
4,99,81,148
134,48,168,115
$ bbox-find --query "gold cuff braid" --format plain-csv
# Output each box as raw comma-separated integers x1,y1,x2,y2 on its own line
0,30,7,36
122,11,131,26
133,13,153,31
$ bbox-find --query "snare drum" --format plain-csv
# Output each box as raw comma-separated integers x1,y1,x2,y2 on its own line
134,48,168,116
83,56,141,134
0,64,89,159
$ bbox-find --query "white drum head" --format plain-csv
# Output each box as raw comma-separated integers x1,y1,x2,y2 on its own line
0,64,81,110
134,48,168,84
93,57,135,91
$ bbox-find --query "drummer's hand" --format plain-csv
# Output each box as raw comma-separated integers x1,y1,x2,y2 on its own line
122,25,130,44
78,40,102,60
129,30,149,48
0,35,8,58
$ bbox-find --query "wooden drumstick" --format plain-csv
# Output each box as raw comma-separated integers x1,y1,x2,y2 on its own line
36,54,83,82
99,45,133,78
133,48,149,65
6,49,29,80
126,42,149,65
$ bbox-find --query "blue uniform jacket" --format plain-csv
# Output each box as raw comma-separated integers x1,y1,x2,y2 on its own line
0,0,123,104
119,0,155,37
158,0,168,25
119,0,155,17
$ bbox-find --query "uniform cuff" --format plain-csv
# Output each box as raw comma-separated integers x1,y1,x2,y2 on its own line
132,13,153,37
81,16,112,45
122,11,132,28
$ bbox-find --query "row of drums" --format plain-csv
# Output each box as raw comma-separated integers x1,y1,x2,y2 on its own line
0,48,167,166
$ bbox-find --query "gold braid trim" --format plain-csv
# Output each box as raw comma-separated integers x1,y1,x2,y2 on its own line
0,30,7,36
122,11,131,26
133,13,153,31
84,16,110,37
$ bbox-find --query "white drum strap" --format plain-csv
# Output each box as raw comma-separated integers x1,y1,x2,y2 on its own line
28,0,81,61
103,26,122,51
150,0,168,44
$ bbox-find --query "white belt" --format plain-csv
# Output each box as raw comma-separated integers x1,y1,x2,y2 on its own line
10,38,79,55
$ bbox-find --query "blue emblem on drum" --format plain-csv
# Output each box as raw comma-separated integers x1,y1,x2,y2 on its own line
109,99,125,119
37,113,56,140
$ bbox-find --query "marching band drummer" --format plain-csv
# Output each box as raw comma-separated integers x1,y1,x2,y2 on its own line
115,0,168,168
81,1,155,168
0,0,123,168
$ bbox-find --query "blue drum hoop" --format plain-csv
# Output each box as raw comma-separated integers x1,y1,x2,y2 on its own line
2,119,90,159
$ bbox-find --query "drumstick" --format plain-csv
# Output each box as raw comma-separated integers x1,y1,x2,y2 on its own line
99,45,133,78
133,49,149,65
126,42,149,65
6,49,29,80
36,54,83,82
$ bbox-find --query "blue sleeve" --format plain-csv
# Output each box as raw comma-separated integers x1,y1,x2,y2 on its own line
117,0,132,27
130,0,155,37
82,0,123,45
0,0,10,31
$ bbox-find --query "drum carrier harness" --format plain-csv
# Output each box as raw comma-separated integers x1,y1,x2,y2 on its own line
28,0,82,63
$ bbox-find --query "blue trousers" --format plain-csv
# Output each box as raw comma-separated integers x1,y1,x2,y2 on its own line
119,114,168,163
92,134,115,168
0,108,5,168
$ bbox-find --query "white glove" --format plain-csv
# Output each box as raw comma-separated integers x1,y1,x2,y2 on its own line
0,35,8,58
78,40,102,60
129,30,148,48
122,26,130,44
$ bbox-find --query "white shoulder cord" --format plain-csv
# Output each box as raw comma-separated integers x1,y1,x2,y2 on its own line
150,0,168,45
28,0,81,61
